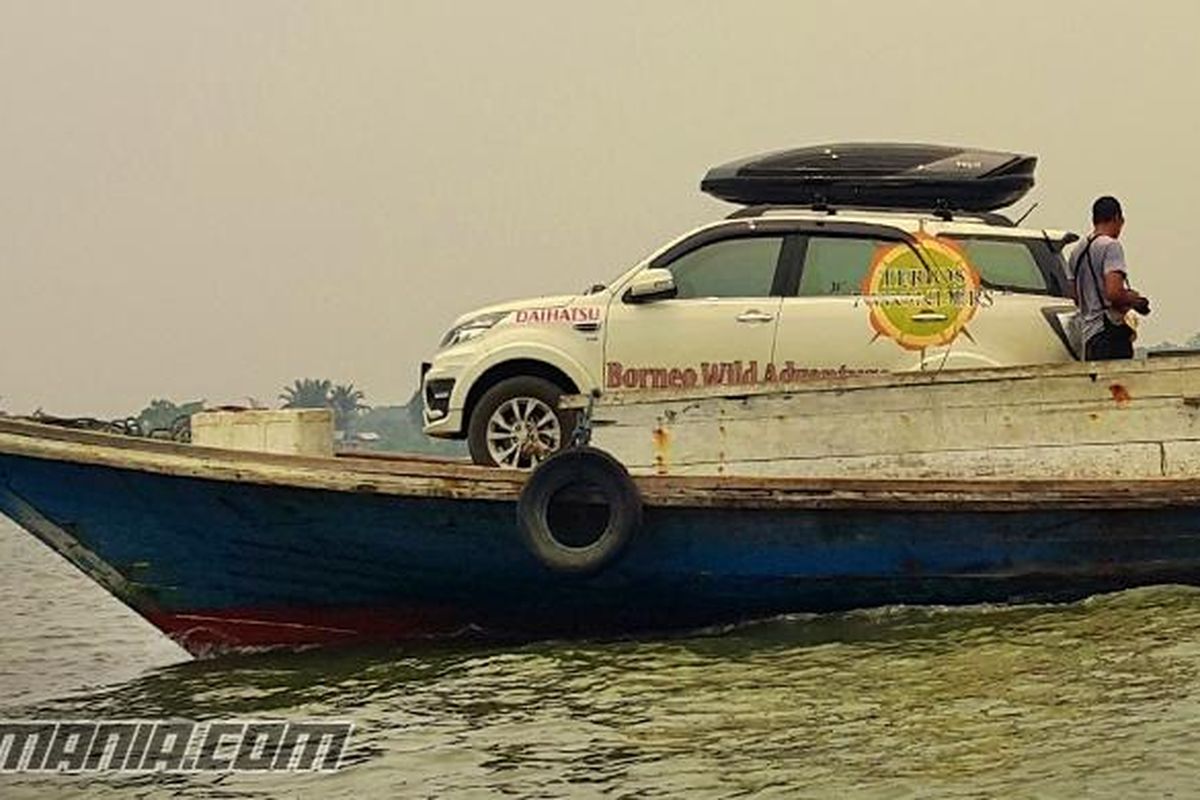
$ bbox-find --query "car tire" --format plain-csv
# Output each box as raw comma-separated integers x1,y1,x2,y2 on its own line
467,376,577,469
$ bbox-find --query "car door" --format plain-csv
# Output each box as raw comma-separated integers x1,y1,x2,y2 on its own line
773,230,1072,376
603,232,793,391
773,231,928,375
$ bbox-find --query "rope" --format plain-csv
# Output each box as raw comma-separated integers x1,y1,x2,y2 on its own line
25,411,192,442
569,390,601,448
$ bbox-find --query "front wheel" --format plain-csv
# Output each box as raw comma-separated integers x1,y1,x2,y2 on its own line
467,376,576,469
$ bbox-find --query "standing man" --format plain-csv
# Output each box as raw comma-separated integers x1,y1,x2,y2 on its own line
1066,196,1151,360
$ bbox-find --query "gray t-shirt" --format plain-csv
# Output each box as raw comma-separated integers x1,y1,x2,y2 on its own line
1067,234,1129,343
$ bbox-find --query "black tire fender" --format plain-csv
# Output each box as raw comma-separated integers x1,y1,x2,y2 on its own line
516,447,642,575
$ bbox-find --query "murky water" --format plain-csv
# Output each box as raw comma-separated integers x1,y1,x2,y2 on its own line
3,514,1200,798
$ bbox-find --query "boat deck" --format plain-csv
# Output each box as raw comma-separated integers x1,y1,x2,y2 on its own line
3,417,1199,511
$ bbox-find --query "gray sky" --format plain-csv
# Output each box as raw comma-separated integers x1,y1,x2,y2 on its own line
2,0,1198,416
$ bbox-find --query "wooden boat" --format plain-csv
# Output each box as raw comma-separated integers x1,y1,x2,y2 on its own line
583,355,1200,479
3,392,1200,656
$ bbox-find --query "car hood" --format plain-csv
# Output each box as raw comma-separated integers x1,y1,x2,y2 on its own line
449,294,598,326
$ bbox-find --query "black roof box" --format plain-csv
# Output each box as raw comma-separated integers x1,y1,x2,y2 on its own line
701,143,1036,212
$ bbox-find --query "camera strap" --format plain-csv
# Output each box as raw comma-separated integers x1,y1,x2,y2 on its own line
1080,234,1108,311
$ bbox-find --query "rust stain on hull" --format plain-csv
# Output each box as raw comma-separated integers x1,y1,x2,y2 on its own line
652,424,671,475
1110,383,1132,406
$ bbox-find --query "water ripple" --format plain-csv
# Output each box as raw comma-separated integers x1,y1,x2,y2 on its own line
3,519,1200,797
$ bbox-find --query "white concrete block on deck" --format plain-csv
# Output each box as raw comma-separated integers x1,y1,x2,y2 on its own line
190,409,334,457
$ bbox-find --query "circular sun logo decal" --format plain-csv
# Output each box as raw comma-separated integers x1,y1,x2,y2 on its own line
861,234,983,351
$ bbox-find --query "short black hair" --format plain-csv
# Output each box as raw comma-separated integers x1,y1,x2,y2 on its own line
1093,195,1123,224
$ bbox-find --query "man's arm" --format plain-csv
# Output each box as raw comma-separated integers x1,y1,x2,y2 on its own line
1101,240,1150,314
1104,270,1137,309
1104,270,1149,314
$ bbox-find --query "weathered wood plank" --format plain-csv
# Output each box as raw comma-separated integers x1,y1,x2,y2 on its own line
602,399,1200,472
0,417,497,481
586,365,1196,423
584,357,1200,480
0,423,526,503
566,354,1200,408
3,419,1200,512
637,442,1166,480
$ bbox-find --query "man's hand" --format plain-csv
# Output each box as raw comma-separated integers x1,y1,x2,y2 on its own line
1105,273,1150,315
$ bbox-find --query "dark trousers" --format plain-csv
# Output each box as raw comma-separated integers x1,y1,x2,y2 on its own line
1084,321,1135,360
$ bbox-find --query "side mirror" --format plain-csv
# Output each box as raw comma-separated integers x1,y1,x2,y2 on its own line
624,268,677,304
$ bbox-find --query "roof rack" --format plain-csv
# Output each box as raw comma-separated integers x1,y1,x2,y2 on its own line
726,204,1016,227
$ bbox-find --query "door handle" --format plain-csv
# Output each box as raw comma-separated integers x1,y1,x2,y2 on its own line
910,311,949,322
736,310,775,323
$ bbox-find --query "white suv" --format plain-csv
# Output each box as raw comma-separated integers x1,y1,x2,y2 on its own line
422,207,1078,468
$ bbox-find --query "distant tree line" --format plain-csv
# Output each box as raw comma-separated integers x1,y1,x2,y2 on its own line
1146,333,1200,352
279,378,368,433
137,398,205,437
130,379,464,457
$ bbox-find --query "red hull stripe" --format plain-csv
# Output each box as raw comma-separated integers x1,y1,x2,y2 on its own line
145,607,468,655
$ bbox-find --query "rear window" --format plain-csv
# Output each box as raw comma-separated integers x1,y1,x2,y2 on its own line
792,234,1057,298
951,238,1047,293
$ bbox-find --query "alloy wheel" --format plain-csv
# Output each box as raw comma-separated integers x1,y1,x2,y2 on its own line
485,396,563,470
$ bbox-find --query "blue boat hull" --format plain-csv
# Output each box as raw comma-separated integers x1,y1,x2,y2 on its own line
4,446,1200,655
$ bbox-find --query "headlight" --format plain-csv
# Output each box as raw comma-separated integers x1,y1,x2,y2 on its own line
439,311,508,349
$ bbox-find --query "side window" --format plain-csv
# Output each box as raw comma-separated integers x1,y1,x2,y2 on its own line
953,238,1047,293
665,236,783,299
797,236,892,296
